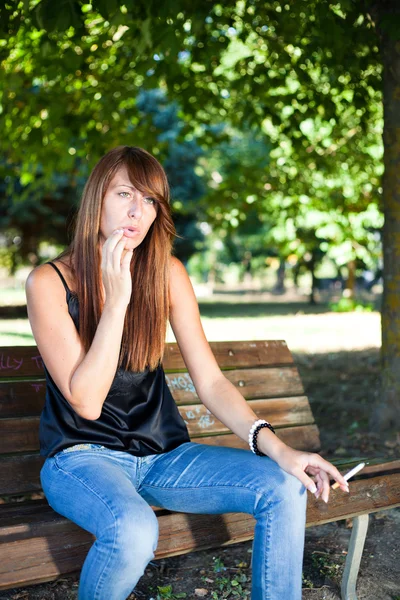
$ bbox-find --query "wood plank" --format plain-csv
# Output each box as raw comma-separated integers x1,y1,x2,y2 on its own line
305,471,400,526
1,469,399,540
180,397,314,436
0,425,321,497
163,340,295,370
0,380,46,418
190,425,321,454
0,418,41,454
0,366,304,418
328,457,400,477
0,454,43,496
353,458,400,476
0,527,93,590
0,396,314,454
0,500,59,530
156,471,400,555
0,471,398,590
0,348,45,379
166,367,304,404
0,341,294,379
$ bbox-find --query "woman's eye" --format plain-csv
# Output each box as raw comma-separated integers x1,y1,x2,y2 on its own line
118,191,155,204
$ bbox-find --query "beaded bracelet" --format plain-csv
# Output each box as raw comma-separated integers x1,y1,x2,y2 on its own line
248,419,276,456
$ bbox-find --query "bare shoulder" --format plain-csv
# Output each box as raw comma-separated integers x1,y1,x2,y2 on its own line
26,258,75,294
25,265,69,326
26,262,59,292
25,262,59,292
169,255,184,273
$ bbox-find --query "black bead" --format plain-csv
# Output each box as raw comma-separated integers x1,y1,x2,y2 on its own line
252,421,276,457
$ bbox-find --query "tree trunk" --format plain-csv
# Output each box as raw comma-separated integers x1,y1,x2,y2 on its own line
242,250,253,287
274,257,286,294
373,1,400,430
345,259,356,299
309,256,318,305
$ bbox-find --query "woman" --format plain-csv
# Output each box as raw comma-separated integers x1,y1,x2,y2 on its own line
26,146,349,600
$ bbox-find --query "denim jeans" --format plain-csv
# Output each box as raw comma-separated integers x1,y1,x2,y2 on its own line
40,441,307,600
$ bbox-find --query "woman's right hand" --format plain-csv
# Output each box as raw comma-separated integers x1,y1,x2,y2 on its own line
100,229,133,308
273,444,349,503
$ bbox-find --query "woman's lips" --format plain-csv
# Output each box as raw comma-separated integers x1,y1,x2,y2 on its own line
122,228,140,238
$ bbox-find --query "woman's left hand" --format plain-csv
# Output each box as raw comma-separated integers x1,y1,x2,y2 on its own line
274,445,350,503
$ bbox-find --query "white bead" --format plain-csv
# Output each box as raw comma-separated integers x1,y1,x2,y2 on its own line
248,419,269,453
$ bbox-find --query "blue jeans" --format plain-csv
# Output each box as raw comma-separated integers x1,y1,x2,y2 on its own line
40,441,307,600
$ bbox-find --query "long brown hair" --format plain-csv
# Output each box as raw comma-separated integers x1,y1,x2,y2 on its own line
55,146,180,372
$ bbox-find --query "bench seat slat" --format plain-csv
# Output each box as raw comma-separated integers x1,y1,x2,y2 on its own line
1,470,399,590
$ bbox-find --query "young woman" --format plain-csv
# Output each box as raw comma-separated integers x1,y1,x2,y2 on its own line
26,146,349,600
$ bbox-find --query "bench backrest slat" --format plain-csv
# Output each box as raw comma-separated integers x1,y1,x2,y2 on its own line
0,340,294,378
0,366,304,418
0,396,314,454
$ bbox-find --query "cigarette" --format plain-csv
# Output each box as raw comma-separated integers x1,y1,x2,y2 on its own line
331,462,366,489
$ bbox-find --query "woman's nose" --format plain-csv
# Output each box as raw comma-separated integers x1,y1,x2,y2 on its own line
128,195,144,218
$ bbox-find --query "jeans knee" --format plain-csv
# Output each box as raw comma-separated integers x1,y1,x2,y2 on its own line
279,472,307,509
254,469,307,516
117,509,159,565
97,505,159,572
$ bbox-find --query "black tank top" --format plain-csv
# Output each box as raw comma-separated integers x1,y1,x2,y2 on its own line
39,261,191,458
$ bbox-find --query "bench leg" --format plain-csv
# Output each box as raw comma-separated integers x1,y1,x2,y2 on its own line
341,514,369,600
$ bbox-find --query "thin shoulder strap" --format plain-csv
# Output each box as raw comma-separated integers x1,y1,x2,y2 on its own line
47,262,71,295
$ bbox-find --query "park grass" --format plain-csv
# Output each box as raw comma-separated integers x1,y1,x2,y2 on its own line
0,287,381,351
0,307,381,352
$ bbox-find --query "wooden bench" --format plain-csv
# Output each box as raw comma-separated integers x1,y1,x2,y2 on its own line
0,340,399,600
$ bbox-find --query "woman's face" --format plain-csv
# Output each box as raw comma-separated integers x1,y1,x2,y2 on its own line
99,165,158,251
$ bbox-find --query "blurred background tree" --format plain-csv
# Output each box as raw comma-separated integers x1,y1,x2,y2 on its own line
1,0,398,429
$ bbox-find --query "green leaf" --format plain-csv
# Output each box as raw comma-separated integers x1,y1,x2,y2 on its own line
32,0,82,32
135,17,153,56
93,0,120,19
157,585,172,594
20,172,35,186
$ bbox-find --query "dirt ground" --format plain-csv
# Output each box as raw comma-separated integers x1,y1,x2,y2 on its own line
1,349,399,600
